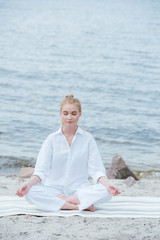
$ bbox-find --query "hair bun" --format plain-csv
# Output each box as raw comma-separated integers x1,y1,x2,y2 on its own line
60,94,81,113
65,94,74,98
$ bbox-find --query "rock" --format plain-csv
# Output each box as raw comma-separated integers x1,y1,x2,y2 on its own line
106,154,139,180
124,176,136,187
19,167,34,178
6,174,17,178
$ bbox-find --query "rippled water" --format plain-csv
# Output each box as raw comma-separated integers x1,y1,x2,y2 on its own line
0,0,160,175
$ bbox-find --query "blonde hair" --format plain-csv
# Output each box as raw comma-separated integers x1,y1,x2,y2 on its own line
60,94,86,130
60,94,82,113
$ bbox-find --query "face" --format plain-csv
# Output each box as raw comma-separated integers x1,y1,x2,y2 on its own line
60,103,81,127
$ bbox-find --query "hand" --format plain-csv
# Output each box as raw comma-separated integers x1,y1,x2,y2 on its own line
106,182,121,196
16,183,31,197
98,176,121,196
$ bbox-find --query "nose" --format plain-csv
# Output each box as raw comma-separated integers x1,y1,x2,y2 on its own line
67,114,72,119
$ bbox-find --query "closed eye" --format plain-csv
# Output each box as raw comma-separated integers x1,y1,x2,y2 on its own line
63,111,68,115
72,112,77,115
62,111,77,116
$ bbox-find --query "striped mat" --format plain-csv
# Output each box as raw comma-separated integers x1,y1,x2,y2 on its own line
0,196,160,218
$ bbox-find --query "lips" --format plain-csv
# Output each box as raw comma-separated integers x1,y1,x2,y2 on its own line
67,121,73,124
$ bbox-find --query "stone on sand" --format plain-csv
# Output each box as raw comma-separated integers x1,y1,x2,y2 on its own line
124,176,137,187
19,167,34,178
106,154,139,180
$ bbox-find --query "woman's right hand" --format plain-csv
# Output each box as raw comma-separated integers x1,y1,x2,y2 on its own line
16,175,41,197
16,183,31,197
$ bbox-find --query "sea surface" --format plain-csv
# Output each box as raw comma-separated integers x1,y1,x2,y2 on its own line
0,0,160,178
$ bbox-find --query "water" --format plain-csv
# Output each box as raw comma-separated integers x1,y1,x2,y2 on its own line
0,0,160,177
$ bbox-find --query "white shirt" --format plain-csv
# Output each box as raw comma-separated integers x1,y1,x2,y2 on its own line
33,126,107,189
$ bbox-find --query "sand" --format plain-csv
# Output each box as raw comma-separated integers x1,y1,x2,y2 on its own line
0,175,160,240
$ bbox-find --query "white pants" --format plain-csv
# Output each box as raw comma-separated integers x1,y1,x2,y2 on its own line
25,183,112,212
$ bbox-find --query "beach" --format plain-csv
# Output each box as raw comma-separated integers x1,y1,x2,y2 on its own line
0,0,160,239
0,175,160,240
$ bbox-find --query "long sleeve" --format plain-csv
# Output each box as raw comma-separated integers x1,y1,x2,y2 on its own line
88,136,107,184
33,137,53,185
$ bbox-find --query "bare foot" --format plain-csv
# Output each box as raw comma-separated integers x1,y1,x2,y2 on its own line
58,194,80,205
84,205,95,212
61,202,79,210
58,194,67,201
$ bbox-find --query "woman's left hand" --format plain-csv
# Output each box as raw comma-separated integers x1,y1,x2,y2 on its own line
98,176,121,196
106,182,121,196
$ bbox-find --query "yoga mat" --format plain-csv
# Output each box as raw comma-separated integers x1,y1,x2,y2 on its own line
0,196,160,218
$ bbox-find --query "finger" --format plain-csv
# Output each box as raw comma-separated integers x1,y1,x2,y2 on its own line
17,188,22,193
16,191,20,195
111,189,120,196
112,192,117,196
16,192,21,197
116,191,121,195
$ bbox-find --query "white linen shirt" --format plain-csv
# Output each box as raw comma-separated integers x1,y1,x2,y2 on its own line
33,126,107,189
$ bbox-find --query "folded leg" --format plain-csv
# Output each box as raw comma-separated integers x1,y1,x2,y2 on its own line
77,183,112,211
25,185,65,211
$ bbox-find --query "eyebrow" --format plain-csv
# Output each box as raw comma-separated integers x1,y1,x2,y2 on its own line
63,111,77,113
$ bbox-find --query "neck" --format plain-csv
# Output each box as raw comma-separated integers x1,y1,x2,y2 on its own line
62,125,78,136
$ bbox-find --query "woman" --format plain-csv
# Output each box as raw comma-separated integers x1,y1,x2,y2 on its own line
16,94,120,212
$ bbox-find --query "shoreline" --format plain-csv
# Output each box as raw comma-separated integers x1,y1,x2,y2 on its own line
1,168,160,180
0,176,160,240
1,155,160,179
1,175,160,197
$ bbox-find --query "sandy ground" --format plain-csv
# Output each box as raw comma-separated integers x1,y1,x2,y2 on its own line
0,175,160,240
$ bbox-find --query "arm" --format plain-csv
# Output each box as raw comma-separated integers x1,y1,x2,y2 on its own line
16,175,41,197
33,137,53,184
88,137,107,183
98,176,120,196
88,136,120,196
16,135,53,197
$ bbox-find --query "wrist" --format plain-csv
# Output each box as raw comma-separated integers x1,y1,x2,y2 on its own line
98,176,110,185
27,181,34,188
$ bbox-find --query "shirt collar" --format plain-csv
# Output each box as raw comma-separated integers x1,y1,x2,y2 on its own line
55,126,84,135
77,126,84,134
55,127,62,135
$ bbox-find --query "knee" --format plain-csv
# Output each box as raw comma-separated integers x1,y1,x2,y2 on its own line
98,184,112,199
25,187,33,201
25,185,38,200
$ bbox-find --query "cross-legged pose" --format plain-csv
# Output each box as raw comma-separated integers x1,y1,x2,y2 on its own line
16,94,120,212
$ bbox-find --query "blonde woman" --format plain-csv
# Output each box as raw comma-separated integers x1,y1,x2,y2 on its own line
16,94,120,212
